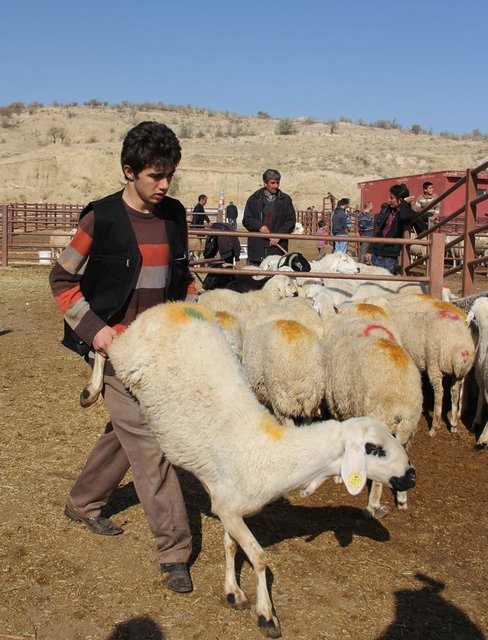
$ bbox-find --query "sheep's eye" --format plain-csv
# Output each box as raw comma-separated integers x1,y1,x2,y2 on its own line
365,443,386,457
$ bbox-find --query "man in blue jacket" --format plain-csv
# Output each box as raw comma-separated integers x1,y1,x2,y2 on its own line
242,169,296,265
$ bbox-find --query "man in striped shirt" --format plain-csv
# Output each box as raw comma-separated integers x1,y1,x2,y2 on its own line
50,121,196,593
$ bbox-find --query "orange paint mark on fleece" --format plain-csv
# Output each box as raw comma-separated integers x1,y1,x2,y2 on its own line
166,304,212,325
362,324,396,343
355,303,387,319
433,300,465,321
215,310,236,329
262,417,285,440
275,319,312,343
376,338,410,369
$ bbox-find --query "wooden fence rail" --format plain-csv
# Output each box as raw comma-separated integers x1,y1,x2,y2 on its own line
2,160,488,296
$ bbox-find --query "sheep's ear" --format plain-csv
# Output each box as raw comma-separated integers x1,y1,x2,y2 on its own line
341,439,367,495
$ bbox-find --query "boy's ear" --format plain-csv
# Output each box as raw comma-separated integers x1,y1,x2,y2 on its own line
123,164,135,181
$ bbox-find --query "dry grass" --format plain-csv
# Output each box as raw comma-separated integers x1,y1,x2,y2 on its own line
0,104,486,210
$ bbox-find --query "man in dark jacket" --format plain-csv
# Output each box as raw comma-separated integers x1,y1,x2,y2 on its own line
331,197,351,254
225,201,238,229
242,169,296,265
370,183,418,274
191,194,210,227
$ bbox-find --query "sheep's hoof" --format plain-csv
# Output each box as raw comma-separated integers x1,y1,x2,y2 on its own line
226,592,250,610
257,614,282,638
365,505,388,520
80,388,99,408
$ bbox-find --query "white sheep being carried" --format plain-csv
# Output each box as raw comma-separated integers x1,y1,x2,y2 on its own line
82,302,415,638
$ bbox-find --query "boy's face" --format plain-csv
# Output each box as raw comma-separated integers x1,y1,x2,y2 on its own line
124,164,174,207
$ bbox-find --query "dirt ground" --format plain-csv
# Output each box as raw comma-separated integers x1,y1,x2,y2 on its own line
1,265,488,640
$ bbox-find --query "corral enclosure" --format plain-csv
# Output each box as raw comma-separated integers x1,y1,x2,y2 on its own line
358,171,488,221
1,265,488,640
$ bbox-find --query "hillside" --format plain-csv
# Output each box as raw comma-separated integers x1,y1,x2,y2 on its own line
0,103,486,210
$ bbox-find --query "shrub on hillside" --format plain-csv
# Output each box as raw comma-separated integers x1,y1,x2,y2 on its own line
276,119,296,135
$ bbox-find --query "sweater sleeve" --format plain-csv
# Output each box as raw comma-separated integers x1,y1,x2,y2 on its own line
49,211,107,348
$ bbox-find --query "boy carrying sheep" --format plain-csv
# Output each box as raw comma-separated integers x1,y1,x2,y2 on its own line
49,121,197,593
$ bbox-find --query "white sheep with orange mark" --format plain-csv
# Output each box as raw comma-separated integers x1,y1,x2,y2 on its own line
368,294,475,436
241,296,325,342
314,305,422,518
242,318,326,424
82,301,416,639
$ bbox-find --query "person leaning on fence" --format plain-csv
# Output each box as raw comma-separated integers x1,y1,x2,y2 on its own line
242,168,296,265
49,121,197,594
316,219,327,255
331,197,351,254
370,183,418,275
358,200,375,263
225,201,238,230
414,181,440,232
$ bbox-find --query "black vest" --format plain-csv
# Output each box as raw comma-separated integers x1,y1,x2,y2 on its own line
63,190,192,355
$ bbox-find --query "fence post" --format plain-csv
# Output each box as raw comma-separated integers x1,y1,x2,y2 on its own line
429,233,445,298
1,204,9,267
462,168,477,296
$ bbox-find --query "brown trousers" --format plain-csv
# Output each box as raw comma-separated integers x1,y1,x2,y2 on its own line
67,373,192,564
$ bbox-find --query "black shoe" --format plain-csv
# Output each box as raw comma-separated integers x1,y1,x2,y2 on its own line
160,563,193,593
64,506,123,536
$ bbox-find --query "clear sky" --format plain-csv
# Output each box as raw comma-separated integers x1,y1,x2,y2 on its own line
1,0,486,134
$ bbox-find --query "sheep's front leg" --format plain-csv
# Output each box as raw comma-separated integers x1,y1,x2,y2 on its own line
223,530,250,610
219,513,281,638
428,366,444,436
366,481,388,519
80,351,106,407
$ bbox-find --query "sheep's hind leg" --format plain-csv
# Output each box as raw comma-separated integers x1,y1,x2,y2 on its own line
80,352,106,407
428,366,444,436
447,378,463,433
366,481,388,519
223,530,250,610
219,512,281,638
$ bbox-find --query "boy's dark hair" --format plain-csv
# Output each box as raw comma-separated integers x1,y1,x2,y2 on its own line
318,220,325,228
423,181,433,190
198,194,207,202
337,197,350,207
121,121,182,177
390,183,410,199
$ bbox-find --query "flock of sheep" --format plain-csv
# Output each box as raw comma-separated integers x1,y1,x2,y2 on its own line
81,251,488,638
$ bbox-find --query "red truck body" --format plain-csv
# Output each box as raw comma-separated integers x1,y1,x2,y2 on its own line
358,170,488,221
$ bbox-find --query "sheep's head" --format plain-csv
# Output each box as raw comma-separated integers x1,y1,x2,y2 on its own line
333,252,361,274
340,417,416,495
